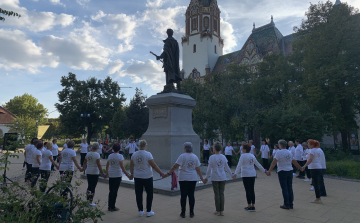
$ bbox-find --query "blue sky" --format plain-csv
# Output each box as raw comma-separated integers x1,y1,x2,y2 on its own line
1,0,359,118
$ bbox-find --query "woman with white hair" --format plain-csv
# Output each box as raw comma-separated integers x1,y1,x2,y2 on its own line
82,142,106,205
166,142,205,218
129,140,165,217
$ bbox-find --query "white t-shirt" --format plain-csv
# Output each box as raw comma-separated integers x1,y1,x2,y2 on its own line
59,148,76,171
176,153,201,181
40,149,53,171
107,153,124,178
308,148,323,169
289,146,296,157
25,144,33,164
272,149,278,158
97,143,103,154
250,145,256,155
260,145,270,159
274,149,293,172
294,144,303,161
52,144,59,156
126,143,139,154
206,154,232,181
131,150,154,179
80,143,89,153
85,152,101,175
63,143,68,149
32,149,42,168
318,148,326,169
203,144,210,151
224,146,233,156
235,153,265,177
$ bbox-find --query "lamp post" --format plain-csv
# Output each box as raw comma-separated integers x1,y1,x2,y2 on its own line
35,119,39,138
81,112,90,140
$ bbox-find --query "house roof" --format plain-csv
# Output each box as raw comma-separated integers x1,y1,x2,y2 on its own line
0,106,16,124
212,19,295,74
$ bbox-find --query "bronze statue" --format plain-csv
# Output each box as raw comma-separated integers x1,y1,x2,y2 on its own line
151,29,183,94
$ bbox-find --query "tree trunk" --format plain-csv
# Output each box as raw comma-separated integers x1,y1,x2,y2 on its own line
340,129,349,153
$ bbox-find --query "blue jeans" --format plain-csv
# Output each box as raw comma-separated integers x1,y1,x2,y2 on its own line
278,170,294,207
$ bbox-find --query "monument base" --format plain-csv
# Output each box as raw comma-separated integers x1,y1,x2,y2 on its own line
142,93,200,169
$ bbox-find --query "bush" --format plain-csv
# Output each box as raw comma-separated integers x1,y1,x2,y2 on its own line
326,160,360,179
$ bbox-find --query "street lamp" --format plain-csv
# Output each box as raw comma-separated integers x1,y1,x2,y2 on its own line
81,112,90,140
35,119,39,138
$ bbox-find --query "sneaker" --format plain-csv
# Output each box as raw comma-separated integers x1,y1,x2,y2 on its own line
146,210,155,217
89,203,96,206
180,212,185,218
310,200,322,204
139,211,144,217
304,178,312,182
190,212,194,218
248,207,256,212
109,207,120,212
213,210,220,215
244,207,250,211
293,173,297,176
22,168,26,170
220,212,224,216
309,186,315,191
280,205,290,210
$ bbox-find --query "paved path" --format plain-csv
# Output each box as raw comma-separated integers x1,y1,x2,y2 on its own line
2,153,360,223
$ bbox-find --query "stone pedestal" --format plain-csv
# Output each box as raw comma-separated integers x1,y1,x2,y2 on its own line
142,93,200,169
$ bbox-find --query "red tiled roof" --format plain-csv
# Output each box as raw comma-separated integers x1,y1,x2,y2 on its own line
0,106,16,124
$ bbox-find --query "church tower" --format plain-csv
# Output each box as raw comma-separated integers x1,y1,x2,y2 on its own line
181,0,224,81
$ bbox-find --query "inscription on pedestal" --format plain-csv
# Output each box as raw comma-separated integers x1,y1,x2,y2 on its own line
153,107,167,119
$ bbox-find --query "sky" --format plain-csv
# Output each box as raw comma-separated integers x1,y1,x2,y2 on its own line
1,0,359,118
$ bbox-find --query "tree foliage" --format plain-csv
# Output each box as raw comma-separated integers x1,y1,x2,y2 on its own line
121,88,149,139
0,8,21,21
55,72,126,143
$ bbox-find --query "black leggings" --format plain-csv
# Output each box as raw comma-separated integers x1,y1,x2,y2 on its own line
179,181,197,213
225,155,232,168
60,170,74,184
242,177,256,205
31,167,40,188
262,158,269,170
80,153,87,167
25,163,32,182
108,177,122,209
87,174,99,202
40,170,51,192
52,155,58,170
203,150,209,164
305,162,311,179
310,169,327,198
134,177,153,212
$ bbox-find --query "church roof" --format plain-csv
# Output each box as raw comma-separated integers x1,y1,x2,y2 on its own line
212,18,295,74
198,0,213,6
0,106,16,124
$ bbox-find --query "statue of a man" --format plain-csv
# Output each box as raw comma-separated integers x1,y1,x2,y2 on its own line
156,29,183,93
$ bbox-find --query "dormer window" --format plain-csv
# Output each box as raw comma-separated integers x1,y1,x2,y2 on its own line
204,17,209,29
193,70,197,78
193,44,196,53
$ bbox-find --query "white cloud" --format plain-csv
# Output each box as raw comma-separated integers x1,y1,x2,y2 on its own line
108,60,124,74
39,22,112,71
0,29,58,73
146,0,167,8
0,0,75,32
142,6,186,38
76,0,90,6
117,44,134,53
117,59,165,90
221,18,237,53
91,10,106,21
49,0,65,7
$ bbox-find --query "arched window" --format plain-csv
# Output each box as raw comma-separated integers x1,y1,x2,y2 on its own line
193,44,196,53
215,45,217,54
193,70,197,78
204,17,209,29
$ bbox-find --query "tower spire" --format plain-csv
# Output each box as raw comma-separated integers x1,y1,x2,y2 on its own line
335,0,341,5
253,22,255,30
271,15,274,23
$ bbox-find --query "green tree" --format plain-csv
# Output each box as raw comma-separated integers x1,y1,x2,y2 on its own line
55,72,126,143
42,118,67,140
109,106,127,139
3,94,48,138
122,88,148,139
0,8,21,21
292,1,360,151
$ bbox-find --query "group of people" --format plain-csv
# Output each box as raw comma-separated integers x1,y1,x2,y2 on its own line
23,136,327,218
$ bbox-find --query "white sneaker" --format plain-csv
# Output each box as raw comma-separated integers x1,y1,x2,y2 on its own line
146,210,154,217
304,178,312,182
139,211,144,217
89,203,96,206
293,173,297,176
22,168,26,170
309,186,315,191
